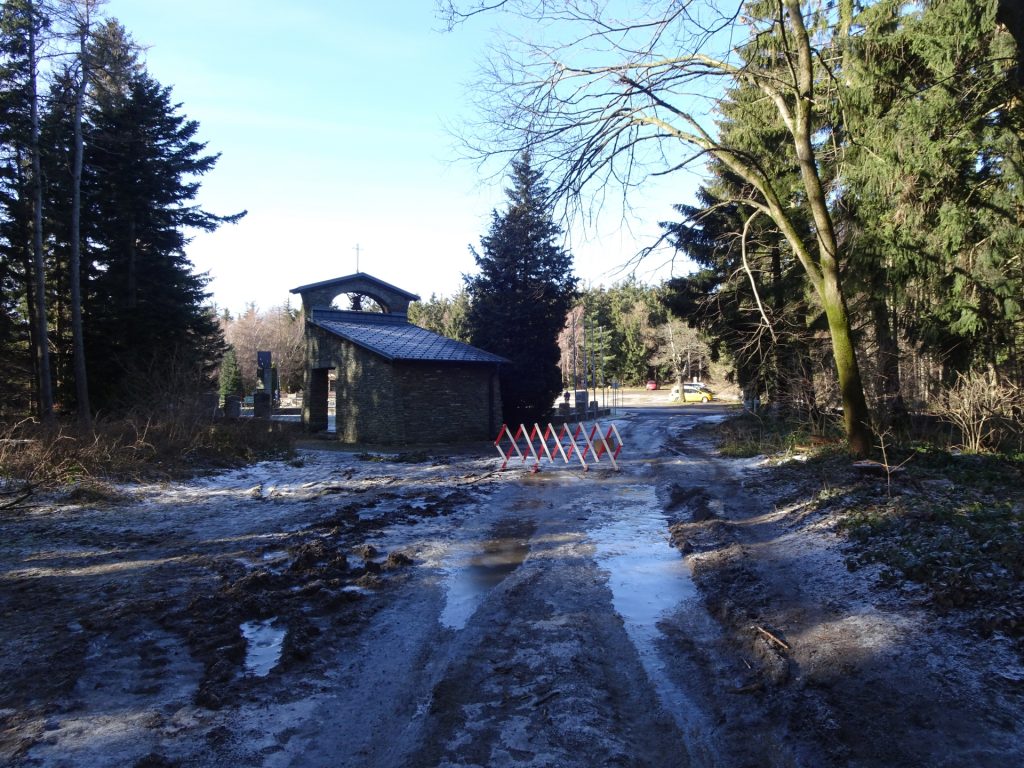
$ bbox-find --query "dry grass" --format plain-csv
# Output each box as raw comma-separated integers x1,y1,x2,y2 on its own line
716,409,844,457
0,415,296,507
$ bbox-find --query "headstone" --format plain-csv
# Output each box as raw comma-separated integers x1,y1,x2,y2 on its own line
200,392,219,420
224,395,242,419
253,391,272,419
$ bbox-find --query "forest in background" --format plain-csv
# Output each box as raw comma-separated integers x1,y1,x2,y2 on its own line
433,0,1024,454
1,0,1021,458
218,280,713,402
408,281,719,393
659,0,1024,431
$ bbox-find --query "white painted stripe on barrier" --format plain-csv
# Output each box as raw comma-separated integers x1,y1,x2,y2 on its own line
494,424,522,470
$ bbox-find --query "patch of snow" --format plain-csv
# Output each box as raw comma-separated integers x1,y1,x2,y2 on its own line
240,619,286,677
779,453,811,463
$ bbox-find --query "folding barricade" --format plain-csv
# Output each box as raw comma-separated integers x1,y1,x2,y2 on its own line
494,421,623,472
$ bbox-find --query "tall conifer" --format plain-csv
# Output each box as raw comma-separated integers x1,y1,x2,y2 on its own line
38,20,244,411
465,154,577,424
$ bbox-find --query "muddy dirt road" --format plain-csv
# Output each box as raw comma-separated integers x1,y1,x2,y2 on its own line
2,405,1021,767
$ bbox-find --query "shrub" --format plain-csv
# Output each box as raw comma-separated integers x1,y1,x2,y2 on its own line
717,410,843,457
931,372,1023,453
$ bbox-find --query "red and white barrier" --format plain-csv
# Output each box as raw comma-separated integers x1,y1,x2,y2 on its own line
494,421,623,472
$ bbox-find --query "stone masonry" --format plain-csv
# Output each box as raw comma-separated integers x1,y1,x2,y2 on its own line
291,273,505,444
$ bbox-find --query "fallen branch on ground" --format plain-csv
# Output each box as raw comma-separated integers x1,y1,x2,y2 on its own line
754,625,790,651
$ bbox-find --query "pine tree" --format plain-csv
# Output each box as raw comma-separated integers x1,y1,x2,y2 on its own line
0,0,52,419
843,0,1023,381
465,154,577,424
408,288,471,343
0,0,32,412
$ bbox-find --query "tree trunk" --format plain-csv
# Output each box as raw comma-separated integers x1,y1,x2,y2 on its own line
28,3,54,426
769,244,785,412
871,290,904,425
70,20,91,426
821,276,872,456
783,0,873,456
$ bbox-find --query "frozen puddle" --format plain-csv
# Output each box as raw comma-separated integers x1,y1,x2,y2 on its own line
590,505,699,648
590,487,704,734
676,412,730,432
240,619,286,677
440,524,533,631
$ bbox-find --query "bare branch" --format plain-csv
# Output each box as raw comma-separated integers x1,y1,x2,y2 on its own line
739,209,779,344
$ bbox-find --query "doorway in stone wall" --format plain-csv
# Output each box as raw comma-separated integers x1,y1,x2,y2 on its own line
307,367,336,433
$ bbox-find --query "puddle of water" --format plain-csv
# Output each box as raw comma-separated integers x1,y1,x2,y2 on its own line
591,513,699,640
589,489,704,736
440,528,532,631
240,618,286,677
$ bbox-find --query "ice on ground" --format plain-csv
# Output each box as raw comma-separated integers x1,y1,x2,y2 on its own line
439,533,531,631
590,489,699,651
589,485,705,734
241,619,286,677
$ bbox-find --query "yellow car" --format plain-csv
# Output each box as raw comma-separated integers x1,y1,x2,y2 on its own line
674,382,715,402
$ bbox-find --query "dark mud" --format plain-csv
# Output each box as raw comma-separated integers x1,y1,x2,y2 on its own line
2,412,1022,767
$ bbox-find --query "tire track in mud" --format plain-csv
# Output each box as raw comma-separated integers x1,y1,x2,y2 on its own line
2,408,819,767
283,410,747,768
285,484,693,768
405,494,688,768
212,409,1024,768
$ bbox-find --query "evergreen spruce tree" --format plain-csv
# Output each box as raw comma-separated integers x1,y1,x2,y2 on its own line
465,154,577,424
48,20,244,411
218,346,242,400
0,0,33,411
843,0,1023,380
0,0,52,418
662,61,819,416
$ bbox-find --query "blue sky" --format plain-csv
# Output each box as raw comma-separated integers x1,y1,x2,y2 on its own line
103,1,693,315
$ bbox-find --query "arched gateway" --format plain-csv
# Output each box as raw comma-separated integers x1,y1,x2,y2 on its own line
290,273,505,444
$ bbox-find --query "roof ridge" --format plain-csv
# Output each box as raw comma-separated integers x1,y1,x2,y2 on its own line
309,316,507,364
290,272,420,301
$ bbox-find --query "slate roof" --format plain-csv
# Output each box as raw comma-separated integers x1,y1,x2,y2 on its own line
309,309,507,364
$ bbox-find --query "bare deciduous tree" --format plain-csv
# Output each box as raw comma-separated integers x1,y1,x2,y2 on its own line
652,318,710,388
443,0,873,455
223,304,304,395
